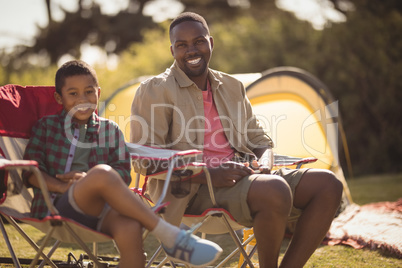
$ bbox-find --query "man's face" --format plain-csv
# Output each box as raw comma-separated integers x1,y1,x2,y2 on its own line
170,21,213,79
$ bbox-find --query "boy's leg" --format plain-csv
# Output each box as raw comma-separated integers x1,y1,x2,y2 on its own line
101,209,145,268
72,164,160,230
71,164,223,267
279,169,343,268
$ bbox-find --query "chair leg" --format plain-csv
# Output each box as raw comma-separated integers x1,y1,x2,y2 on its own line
38,240,62,268
215,233,256,268
155,256,168,268
156,256,178,268
112,240,120,254
146,245,164,268
63,222,104,267
5,215,58,267
0,216,22,268
220,215,255,268
29,227,57,268
240,243,258,268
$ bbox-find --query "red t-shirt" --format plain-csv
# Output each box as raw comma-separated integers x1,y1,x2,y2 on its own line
202,80,235,167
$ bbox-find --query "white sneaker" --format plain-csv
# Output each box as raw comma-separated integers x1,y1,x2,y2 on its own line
163,229,222,267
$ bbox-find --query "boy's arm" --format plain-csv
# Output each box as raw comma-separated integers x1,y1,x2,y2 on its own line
23,118,51,186
27,171,72,194
108,126,131,186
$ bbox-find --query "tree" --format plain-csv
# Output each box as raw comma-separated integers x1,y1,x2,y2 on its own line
3,0,279,68
315,0,402,174
19,0,155,65
1,0,401,175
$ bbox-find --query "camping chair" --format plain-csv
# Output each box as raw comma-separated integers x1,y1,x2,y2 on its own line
0,84,119,268
181,154,317,268
128,143,317,268
128,143,212,267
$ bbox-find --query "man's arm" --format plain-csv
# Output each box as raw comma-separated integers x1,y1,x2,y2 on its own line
130,81,172,147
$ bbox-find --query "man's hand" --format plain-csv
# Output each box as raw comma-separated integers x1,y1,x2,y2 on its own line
209,161,254,187
248,159,272,174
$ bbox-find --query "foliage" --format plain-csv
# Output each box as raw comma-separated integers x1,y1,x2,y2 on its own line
313,1,402,175
0,64,56,87
95,24,172,100
210,10,320,74
13,0,156,65
0,0,401,176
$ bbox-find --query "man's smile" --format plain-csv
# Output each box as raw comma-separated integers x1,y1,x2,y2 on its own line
187,57,202,65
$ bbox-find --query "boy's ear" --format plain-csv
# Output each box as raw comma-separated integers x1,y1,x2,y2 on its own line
98,87,101,98
54,92,63,104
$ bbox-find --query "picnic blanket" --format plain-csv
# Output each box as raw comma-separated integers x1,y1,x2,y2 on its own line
324,198,402,258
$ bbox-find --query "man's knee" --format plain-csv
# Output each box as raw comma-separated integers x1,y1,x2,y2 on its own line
320,170,343,197
249,175,292,214
310,169,343,206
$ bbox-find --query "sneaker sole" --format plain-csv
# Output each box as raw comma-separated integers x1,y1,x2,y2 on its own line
165,249,222,268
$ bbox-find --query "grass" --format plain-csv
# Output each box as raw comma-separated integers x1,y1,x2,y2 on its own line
1,173,401,267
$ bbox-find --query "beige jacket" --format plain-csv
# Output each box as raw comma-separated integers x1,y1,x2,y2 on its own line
131,61,272,155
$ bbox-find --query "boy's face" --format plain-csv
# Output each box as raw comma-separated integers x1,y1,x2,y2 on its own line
170,21,213,79
55,74,99,125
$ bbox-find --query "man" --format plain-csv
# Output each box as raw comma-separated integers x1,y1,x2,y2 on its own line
131,12,343,268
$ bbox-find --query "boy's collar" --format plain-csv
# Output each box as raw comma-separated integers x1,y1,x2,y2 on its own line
59,109,100,132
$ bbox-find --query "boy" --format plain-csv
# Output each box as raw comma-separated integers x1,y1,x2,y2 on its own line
23,60,222,268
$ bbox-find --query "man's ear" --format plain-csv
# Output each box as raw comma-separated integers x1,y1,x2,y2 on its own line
210,36,214,50
170,45,174,57
98,87,101,99
54,91,63,104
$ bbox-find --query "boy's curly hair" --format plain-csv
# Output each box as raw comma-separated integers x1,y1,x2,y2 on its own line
55,60,98,94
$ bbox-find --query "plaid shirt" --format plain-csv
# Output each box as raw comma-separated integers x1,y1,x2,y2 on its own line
23,110,131,219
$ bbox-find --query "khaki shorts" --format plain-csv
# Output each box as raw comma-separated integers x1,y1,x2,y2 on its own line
185,167,309,227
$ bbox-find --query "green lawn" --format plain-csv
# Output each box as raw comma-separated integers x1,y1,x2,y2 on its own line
1,173,401,267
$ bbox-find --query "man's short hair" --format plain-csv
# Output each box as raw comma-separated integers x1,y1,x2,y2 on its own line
55,60,99,94
169,12,210,40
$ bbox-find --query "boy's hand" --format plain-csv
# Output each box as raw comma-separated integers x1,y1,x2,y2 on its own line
56,171,87,182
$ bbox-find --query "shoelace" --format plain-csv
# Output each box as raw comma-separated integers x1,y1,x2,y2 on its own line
176,222,204,251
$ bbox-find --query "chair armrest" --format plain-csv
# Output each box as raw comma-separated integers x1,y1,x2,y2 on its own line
126,143,220,208
274,154,317,169
0,159,59,216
